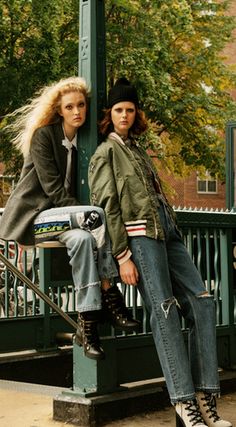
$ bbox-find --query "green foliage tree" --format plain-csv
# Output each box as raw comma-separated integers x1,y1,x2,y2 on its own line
1,0,236,182
105,0,236,179
0,0,80,176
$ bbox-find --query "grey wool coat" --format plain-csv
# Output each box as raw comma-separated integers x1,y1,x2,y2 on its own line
0,121,79,246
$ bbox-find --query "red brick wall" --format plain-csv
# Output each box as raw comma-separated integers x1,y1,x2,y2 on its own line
166,173,226,209
163,2,236,210
158,167,226,210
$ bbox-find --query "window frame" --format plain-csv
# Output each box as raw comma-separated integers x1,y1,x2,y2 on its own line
197,172,218,195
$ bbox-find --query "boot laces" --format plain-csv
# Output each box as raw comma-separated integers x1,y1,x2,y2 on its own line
104,288,129,318
201,393,220,422
185,400,205,426
79,317,100,346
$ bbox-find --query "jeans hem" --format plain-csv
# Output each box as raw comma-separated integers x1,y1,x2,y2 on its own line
195,386,220,394
100,272,119,280
78,304,102,313
170,392,196,405
76,281,101,290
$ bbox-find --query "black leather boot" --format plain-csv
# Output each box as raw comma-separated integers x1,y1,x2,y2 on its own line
75,311,105,360
102,285,141,332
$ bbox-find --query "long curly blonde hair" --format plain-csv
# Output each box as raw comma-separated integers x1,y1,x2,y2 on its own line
7,76,90,157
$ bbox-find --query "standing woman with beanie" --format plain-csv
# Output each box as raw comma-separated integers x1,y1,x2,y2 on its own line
0,76,139,361
88,78,232,427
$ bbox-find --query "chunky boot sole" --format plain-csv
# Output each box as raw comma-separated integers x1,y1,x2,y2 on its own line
110,317,141,332
75,332,105,360
176,413,185,427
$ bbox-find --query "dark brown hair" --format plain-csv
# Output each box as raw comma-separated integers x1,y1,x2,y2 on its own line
99,107,148,137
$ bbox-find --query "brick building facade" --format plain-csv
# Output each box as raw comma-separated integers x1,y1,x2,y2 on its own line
158,168,226,210
166,1,236,210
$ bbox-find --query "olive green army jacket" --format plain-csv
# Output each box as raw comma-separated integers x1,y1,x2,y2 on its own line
88,132,176,263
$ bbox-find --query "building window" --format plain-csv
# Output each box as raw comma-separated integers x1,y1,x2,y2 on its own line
197,172,217,194
0,176,15,195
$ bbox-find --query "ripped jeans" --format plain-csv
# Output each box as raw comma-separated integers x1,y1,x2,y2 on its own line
34,206,118,313
129,203,220,404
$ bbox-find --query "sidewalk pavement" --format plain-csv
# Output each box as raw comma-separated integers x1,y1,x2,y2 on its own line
0,379,235,427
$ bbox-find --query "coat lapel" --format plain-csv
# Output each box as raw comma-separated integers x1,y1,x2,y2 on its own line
52,121,68,179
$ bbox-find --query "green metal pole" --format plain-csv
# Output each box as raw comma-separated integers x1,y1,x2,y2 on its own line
70,0,115,396
77,0,106,204
225,121,236,211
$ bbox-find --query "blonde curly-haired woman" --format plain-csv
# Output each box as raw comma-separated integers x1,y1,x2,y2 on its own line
0,76,139,360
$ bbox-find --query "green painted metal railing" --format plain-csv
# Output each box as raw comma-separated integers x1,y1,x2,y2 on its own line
226,121,236,211
0,208,236,395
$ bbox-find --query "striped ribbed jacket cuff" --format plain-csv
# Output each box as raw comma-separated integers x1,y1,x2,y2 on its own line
116,247,132,265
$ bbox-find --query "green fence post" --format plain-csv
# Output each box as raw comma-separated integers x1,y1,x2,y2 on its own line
72,0,119,395
226,121,236,211
77,0,106,203
225,122,236,368
38,248,52,349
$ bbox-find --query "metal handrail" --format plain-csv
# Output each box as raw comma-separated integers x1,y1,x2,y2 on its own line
0,251,78,330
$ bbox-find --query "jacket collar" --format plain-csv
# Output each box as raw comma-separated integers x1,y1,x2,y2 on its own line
109,132,125,145
108,132,134,147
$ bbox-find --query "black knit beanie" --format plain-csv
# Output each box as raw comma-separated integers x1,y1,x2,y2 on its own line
107,77,139,108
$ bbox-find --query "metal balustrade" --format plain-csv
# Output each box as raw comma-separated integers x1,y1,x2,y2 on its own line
0,242,38,318
0,208,236,395
0,209,236,324
1,208,235,324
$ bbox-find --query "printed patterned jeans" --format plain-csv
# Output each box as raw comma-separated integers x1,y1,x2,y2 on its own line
34,206,118,312
130,203,220,404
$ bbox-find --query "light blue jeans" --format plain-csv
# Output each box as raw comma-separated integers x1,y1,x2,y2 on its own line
34,206,118,313
130,203,220,404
